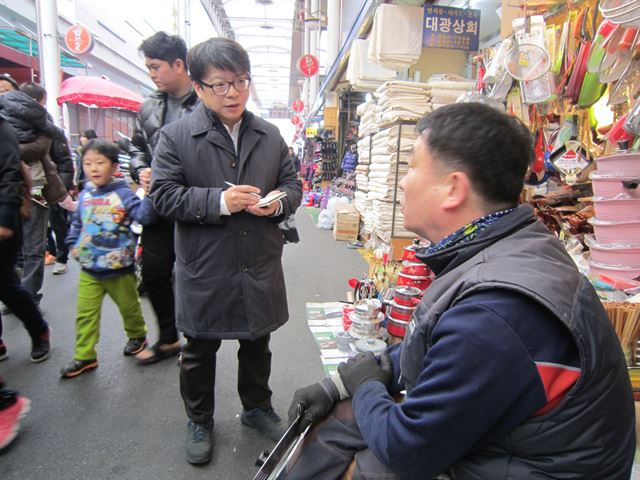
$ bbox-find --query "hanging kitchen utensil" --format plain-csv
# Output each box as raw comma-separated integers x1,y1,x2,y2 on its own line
550,117,594,184
609,39,640,104
599,25,629,74
579,5,609,107
552,17,570,74
566,7,592,104
488,70,514,100
587,20,618,72
505,43,551,81
484,37,514,83
512,15,554,104
624,98,640,134
600,27,639,83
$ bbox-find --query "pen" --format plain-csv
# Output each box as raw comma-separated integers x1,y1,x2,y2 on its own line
224,181,261,197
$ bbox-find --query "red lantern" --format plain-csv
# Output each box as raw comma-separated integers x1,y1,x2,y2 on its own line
292,99,304,112
291,115,301,126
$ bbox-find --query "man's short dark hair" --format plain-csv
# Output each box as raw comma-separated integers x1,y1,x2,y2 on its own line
81,139,120,164
82,129,97,139
188,38,250,85
139,31,187,66
0,73,19,90
417,103,534,207
19,82,46,102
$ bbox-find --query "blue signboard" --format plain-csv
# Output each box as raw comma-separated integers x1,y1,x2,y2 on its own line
422,5,481,51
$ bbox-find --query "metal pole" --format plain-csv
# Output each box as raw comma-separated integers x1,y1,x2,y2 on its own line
309,0,319,109
35,0,62,126
303,0,310,116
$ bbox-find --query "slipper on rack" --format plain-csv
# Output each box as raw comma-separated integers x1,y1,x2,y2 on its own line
136,342,182,365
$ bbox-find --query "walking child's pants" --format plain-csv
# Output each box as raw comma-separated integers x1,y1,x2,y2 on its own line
74,270,147,360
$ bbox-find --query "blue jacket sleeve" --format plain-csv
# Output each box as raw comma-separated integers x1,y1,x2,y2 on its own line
351,295,548,478
120,189,159,225
65,192,84,248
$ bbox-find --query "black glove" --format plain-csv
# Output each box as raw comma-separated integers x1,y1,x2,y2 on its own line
337,351,392,397
288,377,341,433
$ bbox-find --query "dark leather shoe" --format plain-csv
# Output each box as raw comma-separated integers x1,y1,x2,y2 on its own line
241,408,285,441
186,419,213,465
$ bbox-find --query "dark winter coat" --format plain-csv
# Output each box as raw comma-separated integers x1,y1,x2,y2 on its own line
129,89,199,183
0,119,23,264
151,104,302,340
0,90,57,143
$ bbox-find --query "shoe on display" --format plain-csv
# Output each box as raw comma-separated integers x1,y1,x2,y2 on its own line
60,359,98,378
185,419,213,465
0,395,31,450
240,408,285,441
30,328,50,363
123,336,147,356
44,252,56,266
52,262,68,275
0,341,7,361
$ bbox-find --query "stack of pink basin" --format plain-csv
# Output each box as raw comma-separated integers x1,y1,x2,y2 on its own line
588,152,640,280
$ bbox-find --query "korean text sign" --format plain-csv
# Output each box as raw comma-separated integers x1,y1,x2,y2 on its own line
422,6,481,51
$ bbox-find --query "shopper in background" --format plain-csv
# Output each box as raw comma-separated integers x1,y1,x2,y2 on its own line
284,103,635,479
0,115,51,363
151,37,301,465
20,82,75,276
60,140,157,379
128,31,198,365
75,129,97,191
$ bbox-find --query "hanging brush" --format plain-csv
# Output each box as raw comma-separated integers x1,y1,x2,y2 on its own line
603,302,640,365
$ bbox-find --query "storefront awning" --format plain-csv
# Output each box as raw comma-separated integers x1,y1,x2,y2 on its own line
0,28,85,68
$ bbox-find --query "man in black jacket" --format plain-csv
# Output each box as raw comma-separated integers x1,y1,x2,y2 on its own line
129,32,198,364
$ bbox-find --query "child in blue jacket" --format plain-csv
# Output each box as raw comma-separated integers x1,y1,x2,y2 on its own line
61,139,158,378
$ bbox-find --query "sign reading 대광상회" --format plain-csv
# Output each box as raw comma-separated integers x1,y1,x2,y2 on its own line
422,5,481,51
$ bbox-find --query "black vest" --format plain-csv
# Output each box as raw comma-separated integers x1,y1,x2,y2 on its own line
401,205,635,479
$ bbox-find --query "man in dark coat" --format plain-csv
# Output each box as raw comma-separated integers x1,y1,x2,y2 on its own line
128,32,198,364
151,37,301,466
283,103,634,479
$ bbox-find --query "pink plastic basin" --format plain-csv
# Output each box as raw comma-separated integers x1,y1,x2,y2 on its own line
589,260,640,280
586,235,640,267
596,153,640,176
592,197,640,221
590,173,640,197
589,218,640,243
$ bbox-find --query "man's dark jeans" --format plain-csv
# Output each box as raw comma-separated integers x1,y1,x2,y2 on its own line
48,203,69,264
0,262,49,341
141,218,178,344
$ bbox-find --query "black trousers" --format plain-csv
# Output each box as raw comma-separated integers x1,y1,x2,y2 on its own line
141,218,178,344
180,334,273,424
48,203,69,264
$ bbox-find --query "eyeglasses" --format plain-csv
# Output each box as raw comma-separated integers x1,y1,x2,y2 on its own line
200,77,251,96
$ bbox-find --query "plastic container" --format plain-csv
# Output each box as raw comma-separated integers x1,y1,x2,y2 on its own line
592,197,640,221
590,172,640,197
585,234,640,267
595,152,640,176
589,260,640,280
589,217,640,243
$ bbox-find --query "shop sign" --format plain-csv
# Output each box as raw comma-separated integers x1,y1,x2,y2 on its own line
422,6,481,51
297,54,320,77
291,115,301,126
64,24,94,55
306,127,318,137
292,99,304,112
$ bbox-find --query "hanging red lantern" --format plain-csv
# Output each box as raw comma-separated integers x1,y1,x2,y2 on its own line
291,115,301,126
292,99,304,112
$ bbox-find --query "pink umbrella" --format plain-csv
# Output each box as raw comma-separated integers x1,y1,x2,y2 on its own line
57,76,143,112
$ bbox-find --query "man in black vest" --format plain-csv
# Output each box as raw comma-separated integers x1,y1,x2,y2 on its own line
283,103,635,480
129,32,198,364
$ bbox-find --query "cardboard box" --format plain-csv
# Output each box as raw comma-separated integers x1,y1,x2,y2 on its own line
333,204,360,241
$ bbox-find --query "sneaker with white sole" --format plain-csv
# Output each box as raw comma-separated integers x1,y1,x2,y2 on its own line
30,327,51,363
0,395,31,450
52,262,68,275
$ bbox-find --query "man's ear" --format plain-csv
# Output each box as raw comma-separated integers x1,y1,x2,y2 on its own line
193,81,204,99
173,58,186,73
442,171,472,211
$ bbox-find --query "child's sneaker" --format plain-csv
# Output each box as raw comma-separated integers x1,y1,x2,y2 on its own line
0,341,7,361
123,336,147,356
52,262,68,275
30,328,50,363
60,359,98,378
0,395,31,450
